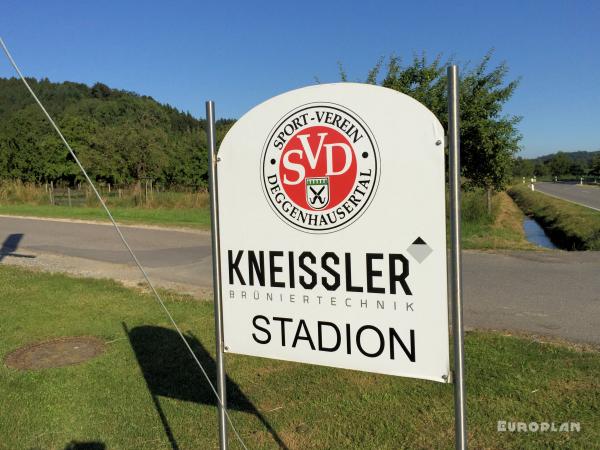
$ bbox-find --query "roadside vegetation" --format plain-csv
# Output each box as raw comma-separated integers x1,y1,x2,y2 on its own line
1,265,598,449
0,180,209,229
513,150,600,181
1,181,534,250
460,189,536,250
508,184,600,250
0,180,209,209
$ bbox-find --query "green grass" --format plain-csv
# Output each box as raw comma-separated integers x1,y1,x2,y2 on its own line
1,266,598,449
508,184,600,250
0,180,211,229
0,204,210,229
0,181,210,209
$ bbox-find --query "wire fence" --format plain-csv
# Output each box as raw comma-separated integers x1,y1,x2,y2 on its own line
0,180,210,209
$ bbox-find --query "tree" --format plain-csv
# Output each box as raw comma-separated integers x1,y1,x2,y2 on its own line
534,162,549,177
513,157,534,177
548,152,571,177
91,82,112,99
569,161,586,177
348,51,522,214
590,154,600,177
0,77,217,188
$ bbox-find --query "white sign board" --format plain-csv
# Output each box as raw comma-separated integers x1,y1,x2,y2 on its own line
217,83,449,382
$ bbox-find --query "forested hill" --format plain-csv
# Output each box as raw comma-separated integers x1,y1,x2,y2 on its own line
529,150,600,165
0,77,233,187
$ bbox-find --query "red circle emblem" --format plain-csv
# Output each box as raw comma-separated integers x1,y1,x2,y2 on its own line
279,125,357,211
262,103,379,233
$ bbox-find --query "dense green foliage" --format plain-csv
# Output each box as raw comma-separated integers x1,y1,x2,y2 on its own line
512,157,535,177
591,154,600,176
514,150,600,178
509,184,600,250
342,52,522,192
548,152,572,177
0,77,232,187
532,150,600,165
2,60,523,192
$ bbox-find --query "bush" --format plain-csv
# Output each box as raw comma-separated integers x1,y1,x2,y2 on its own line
460,189,496,225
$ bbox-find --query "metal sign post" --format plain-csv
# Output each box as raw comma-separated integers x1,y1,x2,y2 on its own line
206,100,228,450
447,65,468,450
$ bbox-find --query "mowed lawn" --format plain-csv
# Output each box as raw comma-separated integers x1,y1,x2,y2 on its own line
0,204,210,230
1,266,599,449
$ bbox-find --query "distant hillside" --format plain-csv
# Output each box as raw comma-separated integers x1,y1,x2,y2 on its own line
514,149,600,178
527,150,600,165
0,77,233,187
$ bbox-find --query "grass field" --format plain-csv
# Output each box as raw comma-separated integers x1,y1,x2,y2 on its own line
0,204,210,229
508,184,600,250
0,181,211,229
1,265,598,449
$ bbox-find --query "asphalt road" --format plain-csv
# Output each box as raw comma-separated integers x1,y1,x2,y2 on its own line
535,182,600,211
1,215,599,345
0,216,214,289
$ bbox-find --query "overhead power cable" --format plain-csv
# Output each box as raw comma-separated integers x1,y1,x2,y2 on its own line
0,37,249,450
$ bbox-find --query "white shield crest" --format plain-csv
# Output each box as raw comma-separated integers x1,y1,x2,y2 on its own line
305,177,330,210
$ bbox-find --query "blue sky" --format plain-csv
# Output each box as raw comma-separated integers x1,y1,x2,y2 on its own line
1,0,598,158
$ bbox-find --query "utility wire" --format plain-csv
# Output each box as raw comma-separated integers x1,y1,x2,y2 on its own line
0,37,248,450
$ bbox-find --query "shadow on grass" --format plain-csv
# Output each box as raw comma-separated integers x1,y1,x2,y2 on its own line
64,442,105,450
123,323,288,450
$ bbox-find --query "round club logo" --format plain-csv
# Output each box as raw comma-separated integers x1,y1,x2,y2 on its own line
261,103,379,233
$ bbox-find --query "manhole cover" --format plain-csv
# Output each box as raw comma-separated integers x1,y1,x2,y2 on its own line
4,336,106,370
